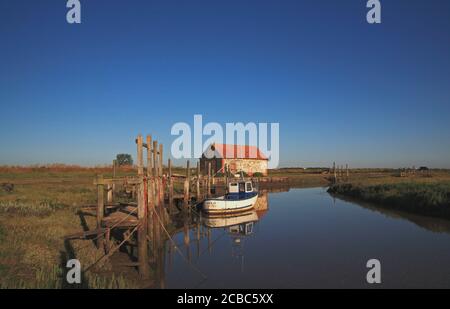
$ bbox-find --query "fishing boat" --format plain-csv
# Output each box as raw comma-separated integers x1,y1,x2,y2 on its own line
202,180,258,214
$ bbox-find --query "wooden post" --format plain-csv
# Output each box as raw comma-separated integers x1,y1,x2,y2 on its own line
146,135,154,208
184,160,190,208
187,160,191,179
96,174,104,248
346,164,349,178
137,178,150,278
196,161,201,201
137,135,144,176
168,158,173,207
207,162,211,197
112,159,116,200
153,141,159,208
225,164,229,191
159,144,163,203
146,135,152,177
153,141,158,178
107,184,113,203
146,135,154,243
159,144,163,177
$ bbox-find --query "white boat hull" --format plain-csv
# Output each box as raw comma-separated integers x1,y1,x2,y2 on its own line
203,194,258,214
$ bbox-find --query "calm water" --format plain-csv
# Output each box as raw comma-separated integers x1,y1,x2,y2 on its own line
159,187,450,288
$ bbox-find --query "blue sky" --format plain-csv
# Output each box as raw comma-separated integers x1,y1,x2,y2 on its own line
0,0,449,168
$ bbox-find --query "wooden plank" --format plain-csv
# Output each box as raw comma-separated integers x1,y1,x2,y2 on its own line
64,228,107,240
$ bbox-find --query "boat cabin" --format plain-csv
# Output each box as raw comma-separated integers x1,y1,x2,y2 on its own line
226,181,255,200
228,181,254,194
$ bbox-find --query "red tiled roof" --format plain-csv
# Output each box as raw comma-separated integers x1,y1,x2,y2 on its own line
211,143,268,160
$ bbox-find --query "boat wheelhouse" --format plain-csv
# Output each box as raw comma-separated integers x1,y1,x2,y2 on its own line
202,180,258,214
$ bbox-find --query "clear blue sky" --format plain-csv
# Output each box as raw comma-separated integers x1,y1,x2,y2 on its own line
1,0,449,168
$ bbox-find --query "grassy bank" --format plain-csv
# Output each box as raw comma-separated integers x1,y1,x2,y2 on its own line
0,166,142,288
328,181,450,220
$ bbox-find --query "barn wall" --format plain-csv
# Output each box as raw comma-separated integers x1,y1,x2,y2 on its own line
223,159,268,176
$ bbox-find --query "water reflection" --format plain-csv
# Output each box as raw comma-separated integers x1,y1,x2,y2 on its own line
335,195,450,234
129,186,450,288
144,190,271,288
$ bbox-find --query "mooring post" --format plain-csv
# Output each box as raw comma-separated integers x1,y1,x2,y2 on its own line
159,143,164,203
147,135,154,209
168,158,173,207
223,163,227,187
146,135,154,246
207,162,211,197
346,164,349,179
196,161,201,201
96,174,104,248
137,178,150,278
153,140,159,208
107,184,113,204
184,160,190,208
137,134,144,176
225,164,229,191
112,159,116,199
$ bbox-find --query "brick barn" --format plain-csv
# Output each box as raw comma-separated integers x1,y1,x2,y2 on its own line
200,143,268,176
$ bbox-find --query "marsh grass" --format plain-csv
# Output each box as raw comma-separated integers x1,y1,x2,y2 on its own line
0,200,66,216
329,182,450,219
0,166,143,288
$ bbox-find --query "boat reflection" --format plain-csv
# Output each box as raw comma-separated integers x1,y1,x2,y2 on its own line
202,210,259,229
100,190,272,288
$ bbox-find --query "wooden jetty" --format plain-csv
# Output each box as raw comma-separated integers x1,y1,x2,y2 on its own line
65,134,217,280
65,134,291,280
